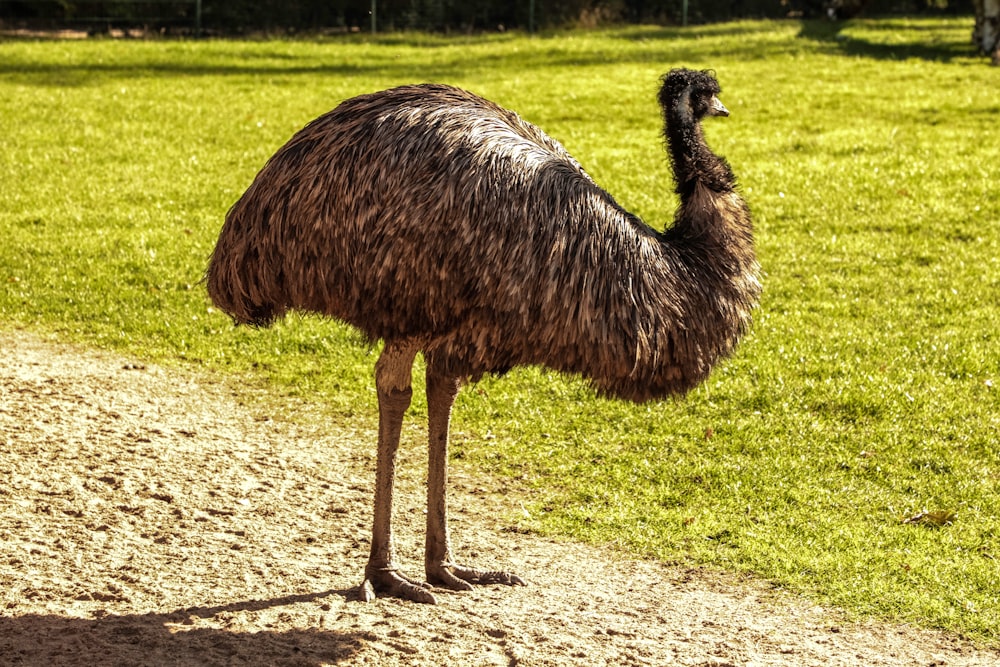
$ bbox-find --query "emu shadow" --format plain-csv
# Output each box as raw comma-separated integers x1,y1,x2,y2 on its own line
797,19,972,62
0,590,366,666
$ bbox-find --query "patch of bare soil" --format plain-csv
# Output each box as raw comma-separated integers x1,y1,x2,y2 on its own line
1,329,997,666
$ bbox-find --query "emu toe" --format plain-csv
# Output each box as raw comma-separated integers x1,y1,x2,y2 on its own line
427,562,527,591
361,568,437,604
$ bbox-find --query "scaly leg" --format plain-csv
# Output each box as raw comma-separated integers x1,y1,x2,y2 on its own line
424,359,526,591
360,340,435,604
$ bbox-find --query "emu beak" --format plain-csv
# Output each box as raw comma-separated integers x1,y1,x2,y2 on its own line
709,95,730,117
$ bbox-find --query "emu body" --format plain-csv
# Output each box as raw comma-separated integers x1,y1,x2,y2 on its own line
207,70,760,603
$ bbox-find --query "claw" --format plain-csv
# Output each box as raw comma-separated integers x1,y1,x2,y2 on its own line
362,568,437,604
359,578,377,603
478,570,526,587
429,563,527,590
431,566,474,592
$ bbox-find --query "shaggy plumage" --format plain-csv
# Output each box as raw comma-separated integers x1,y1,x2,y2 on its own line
206,69,761,603
207,71,759,403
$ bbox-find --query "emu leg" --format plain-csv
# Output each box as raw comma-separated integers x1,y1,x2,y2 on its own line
360,341,435,604
423,364,526,591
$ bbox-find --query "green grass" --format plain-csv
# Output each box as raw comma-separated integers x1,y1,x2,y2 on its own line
3,17,1000,641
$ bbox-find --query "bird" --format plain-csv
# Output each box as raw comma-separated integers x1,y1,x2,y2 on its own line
206,68,761,604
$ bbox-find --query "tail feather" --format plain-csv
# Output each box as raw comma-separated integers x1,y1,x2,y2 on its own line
205,246,284,328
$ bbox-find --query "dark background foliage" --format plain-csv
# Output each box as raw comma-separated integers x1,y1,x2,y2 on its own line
0,0,972,33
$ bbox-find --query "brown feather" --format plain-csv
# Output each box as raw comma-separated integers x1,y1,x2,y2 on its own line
207,74,760,403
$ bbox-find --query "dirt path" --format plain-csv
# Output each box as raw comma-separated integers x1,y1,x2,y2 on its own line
1,329,997,666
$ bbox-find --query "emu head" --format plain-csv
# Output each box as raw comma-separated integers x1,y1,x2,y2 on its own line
659,69,729,123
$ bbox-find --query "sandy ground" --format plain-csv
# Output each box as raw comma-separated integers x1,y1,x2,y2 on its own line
2,328,998,666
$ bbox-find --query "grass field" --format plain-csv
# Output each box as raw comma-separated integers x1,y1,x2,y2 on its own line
2,17,999,642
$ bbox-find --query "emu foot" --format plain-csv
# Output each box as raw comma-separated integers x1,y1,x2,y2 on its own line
360,567,437,604
427,562,527,592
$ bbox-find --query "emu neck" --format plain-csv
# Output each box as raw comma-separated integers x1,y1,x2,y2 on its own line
661,105,755,279
665,113,734,199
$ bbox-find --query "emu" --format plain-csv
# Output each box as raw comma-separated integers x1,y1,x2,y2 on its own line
207,69,761,604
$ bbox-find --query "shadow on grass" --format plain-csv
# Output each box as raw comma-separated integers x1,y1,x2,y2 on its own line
608,21,789,42
0,59,450,87
0,23,786,87
0,52,671,88
0,20,980,88
796,19,973,62
0,589,368,666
